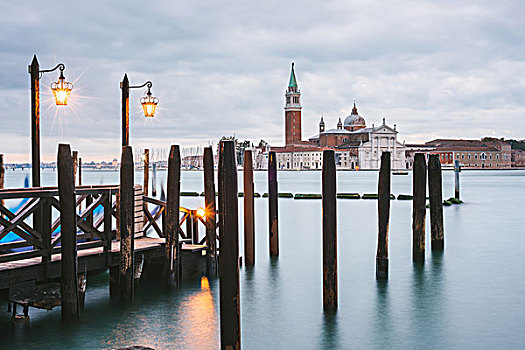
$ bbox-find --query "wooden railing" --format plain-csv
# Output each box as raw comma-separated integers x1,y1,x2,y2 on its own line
0,185,214,266
0,185,119,264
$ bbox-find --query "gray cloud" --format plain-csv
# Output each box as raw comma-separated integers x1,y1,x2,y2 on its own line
1,0,524,162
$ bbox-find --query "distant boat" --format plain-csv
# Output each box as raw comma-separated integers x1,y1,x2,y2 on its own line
393,170,409,175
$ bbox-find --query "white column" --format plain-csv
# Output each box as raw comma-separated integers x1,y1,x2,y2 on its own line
393,137,397,169
376,137,380,168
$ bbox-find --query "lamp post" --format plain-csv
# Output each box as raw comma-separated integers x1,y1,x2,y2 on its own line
120,74,158,147
28,55,73,187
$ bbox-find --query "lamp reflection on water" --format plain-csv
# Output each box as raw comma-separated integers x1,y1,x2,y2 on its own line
106,276,218,349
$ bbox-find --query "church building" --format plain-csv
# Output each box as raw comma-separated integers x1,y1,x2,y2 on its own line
257,63,407,170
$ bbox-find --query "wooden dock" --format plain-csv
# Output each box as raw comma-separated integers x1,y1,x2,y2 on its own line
0,183,212,316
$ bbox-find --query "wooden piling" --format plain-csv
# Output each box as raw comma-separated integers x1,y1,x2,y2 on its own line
322,150,337,310
454,159,460,200
412,153,426,261
165,145,181,287
78,157,82,186
218,142,224,251
119,146,135,302
218,140,241,350
244,149,255,266
428,155,444,251
203,147,217,275
57,144,80,321
143,149,149,196
72,151,78,186
268,151,279,257
152,163,157,197
376,152,390,280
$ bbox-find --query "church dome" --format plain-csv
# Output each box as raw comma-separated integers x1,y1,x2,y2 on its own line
343,102,366,129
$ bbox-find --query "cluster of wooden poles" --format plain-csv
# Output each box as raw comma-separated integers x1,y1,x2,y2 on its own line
321,151,446,311
218,148,447,348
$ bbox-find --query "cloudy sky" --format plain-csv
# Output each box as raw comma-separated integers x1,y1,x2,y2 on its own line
1,0,524,162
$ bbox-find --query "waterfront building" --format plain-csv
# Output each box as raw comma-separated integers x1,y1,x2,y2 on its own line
512,149,525,167
406,139,512,169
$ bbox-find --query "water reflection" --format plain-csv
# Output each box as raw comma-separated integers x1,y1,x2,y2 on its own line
105,277,219,350
373,280,392,348
320,311,340,349
407,250,446,348
178,277,219,349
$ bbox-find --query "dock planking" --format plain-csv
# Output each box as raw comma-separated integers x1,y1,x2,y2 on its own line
0,237,206,290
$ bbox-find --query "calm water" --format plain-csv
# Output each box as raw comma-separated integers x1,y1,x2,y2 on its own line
1,168,524,349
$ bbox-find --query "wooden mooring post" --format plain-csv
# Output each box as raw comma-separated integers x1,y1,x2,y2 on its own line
203,147,217,275
165,145,181,287
218,142,224,252
454,159,460,200
143,149,149,197
218,140,241,349
322,150,337,310
428,155,444,251
412,153,426,261
244,149,255,266
78,157,82,186
268,151,279,257
57,144,80,321
152,163,157,197
72,151,78,185
376,152,390,280
119,146,135,302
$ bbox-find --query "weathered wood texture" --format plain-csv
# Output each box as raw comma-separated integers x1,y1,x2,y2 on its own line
166,145,181,287
119,146,134,301
376,152,390,280
72,151,78,186
218,140,241,350
322,150,337,310
243,149,255,266
78,158,82,186
268,151,279,257
143,149,149,197
57,144,80,321
412,153,426,261
428,155,444,251
203,147,217,275
217,142,224,257
121,74,130,147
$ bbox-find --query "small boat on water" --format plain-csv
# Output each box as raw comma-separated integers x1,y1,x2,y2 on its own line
392,171,409,175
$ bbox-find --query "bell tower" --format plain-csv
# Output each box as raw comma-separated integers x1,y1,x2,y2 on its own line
285,62,302,145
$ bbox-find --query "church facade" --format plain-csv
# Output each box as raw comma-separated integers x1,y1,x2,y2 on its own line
257,63,407,170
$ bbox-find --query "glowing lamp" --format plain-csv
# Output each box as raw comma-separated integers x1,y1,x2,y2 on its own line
51,71,73,106
140,88,158,118
196,207,206,218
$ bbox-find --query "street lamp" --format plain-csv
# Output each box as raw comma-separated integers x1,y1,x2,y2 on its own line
28,55,73,187
120,74,159,147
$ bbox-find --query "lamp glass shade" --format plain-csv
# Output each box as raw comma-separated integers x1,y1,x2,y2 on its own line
140,93,158,118
51,77,73,106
